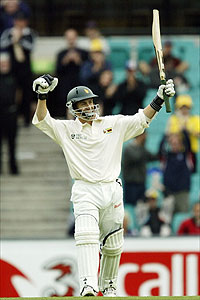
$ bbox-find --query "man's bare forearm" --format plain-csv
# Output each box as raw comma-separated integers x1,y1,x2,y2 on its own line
143,104,157,119
13,43,25,62
36,99,47,121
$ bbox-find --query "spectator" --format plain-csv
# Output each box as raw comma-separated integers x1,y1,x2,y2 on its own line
0,51,19,174
112,60,147,115
121,131,158,207
148,56,190,93
152,41,188,73
79,40,112,87
83,20,110,55
166,94,200,173
0,0,31,35
159,130,192,214
178,202,200,235
55,28,89,118
0,11,36,126
139,188,171,237
90,69,117,116
139,40,189,76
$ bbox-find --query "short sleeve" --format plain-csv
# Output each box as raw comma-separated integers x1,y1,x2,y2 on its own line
32,110,68,145
117,109,150,142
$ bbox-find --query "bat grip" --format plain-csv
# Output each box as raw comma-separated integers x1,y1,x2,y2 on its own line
161,79,171,113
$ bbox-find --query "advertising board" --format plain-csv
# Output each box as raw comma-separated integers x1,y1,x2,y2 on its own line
1,237,199,297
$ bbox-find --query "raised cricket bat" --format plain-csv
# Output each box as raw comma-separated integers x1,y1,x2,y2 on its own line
152,9,171,113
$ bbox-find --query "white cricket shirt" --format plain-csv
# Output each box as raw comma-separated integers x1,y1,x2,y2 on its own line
32,109,150,183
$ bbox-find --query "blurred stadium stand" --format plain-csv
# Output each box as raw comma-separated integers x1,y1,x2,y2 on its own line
1,124,71,238
27,0,200,36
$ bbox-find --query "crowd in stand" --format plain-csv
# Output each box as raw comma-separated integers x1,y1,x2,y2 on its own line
0,0,35,174
0,0,199,236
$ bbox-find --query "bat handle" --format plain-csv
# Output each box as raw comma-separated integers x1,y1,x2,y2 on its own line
161,79,171,113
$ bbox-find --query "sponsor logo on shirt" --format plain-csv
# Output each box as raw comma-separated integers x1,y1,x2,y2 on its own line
103,127,113,134
71,134,87,140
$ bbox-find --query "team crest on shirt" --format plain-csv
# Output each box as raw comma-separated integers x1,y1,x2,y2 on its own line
103,127,113,134
71,133,87,140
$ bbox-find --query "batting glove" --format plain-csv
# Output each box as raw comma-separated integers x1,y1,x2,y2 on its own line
33,74,58,100
157,79,175,100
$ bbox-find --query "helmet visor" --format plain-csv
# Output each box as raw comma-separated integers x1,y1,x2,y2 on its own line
68,103,100,121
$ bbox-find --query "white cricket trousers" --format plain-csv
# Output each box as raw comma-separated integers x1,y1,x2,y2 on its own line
71,179,124,293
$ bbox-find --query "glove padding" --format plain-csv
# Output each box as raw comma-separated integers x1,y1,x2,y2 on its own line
157,79,175,100
33,74,58,94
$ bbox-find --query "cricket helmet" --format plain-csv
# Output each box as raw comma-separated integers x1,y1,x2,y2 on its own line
66,86,99,120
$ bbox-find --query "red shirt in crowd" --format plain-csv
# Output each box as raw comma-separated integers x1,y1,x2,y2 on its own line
178,218,200,235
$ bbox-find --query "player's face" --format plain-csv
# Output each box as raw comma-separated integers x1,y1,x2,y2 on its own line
76,98,94,111
76,98,98,123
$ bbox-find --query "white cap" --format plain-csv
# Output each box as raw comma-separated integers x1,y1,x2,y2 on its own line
125,59,137,70
0,52,10,61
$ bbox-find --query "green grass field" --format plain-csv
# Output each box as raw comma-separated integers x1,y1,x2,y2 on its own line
2,297,200,300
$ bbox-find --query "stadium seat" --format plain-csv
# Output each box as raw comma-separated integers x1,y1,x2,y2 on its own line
107,39,131,84
137,39,154,62
172,212,192,234
113,69,126,84
187,87,200,114
108,39,131,69
172,40,200,89
190,174,200,206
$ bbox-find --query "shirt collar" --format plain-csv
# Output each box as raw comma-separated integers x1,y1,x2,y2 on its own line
74,117,103,130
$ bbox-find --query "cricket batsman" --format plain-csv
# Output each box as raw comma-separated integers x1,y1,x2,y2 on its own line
32,74,175,296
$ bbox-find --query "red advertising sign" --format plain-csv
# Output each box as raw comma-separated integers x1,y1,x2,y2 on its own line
118,252,200,296
1,238,199,297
